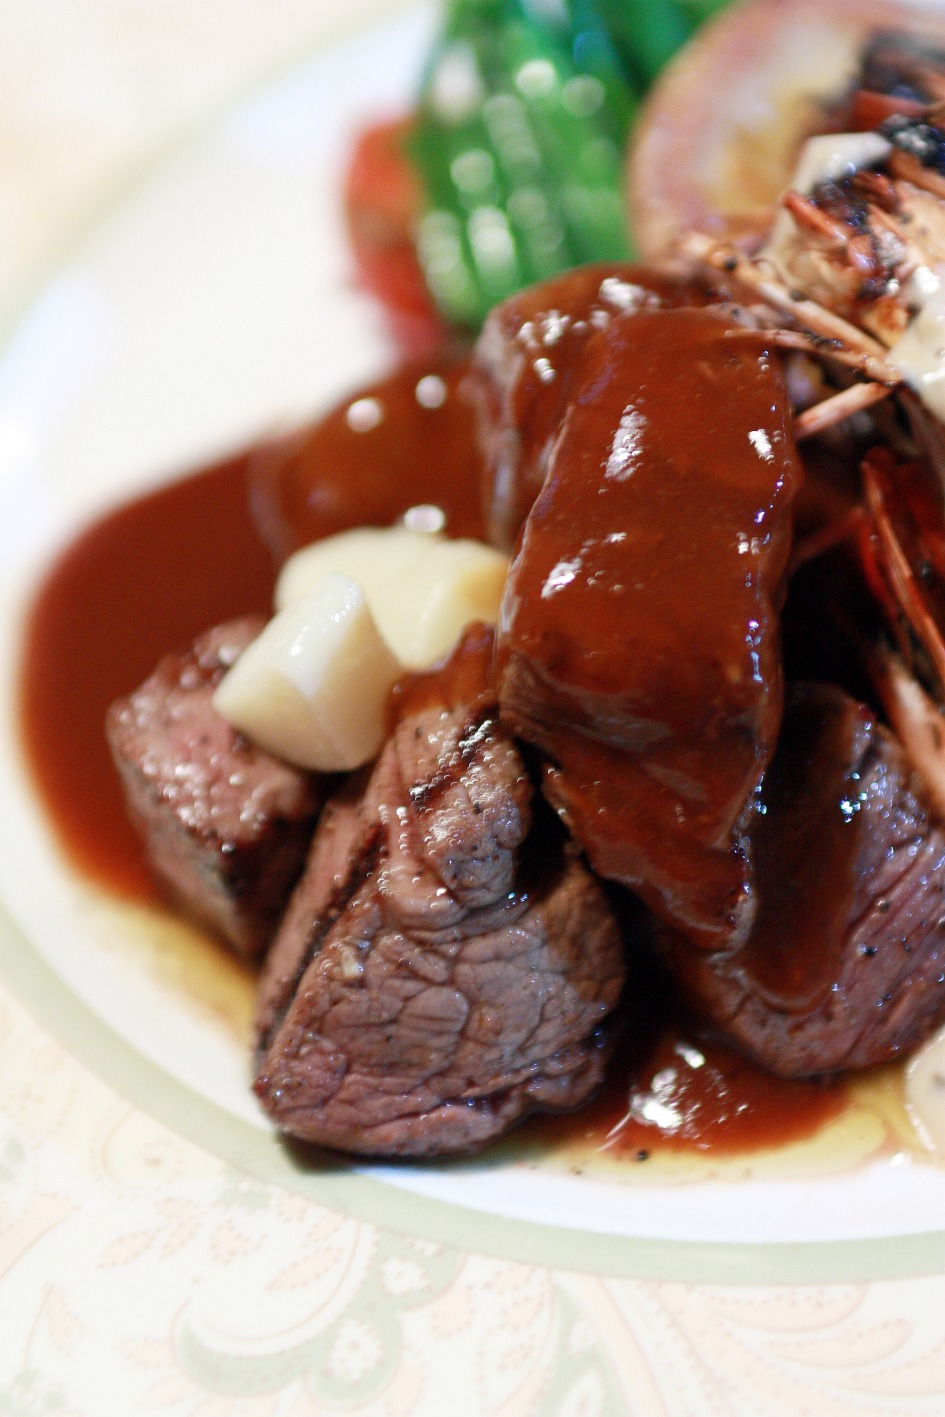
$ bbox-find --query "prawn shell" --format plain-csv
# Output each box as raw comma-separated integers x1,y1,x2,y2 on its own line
629,0,945,261
863,446,945,692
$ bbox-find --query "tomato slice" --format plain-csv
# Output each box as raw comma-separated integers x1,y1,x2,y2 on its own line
343,117,447,358
847,88,927,131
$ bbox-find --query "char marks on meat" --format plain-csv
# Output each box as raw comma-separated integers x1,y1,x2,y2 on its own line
107,618,323,958
657,684,945,1075
254,628,627,1157
492,304,802,951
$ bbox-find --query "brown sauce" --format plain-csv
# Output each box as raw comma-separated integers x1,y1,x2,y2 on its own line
526,1019,846,1159
13,353,871,1162
19,456,276,900
250,355,483,561
19,359,481,901
475,264,709,549
745,687,874,1010
497,308,803,949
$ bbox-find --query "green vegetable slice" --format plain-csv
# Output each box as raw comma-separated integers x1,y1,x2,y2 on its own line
408,0,732,329
409,0,635,328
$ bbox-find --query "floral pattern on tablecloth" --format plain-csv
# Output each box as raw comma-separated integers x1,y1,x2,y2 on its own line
1,984,944,1416
1,4,944,1410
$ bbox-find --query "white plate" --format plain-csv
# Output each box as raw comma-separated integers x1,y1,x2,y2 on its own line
0,5,944,1411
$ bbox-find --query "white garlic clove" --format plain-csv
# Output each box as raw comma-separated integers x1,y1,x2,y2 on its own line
213,573,400,771
275,525,509,667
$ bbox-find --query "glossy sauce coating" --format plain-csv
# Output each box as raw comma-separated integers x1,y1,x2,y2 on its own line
251,357,484,562
747,688,876,1009
20,458,276,899
497,307,803,949
22,363,484,900
19,350,857,1158
531,1015,845,1156
473,264,708,549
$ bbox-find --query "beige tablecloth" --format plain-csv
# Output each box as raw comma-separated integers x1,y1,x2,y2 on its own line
1,6,944,1414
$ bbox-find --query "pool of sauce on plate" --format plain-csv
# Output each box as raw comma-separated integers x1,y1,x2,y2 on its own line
15,356,893,1167
19,358,480,902
520,1012,846,1162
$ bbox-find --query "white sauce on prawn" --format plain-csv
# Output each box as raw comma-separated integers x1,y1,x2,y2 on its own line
762,132,892,275
888,265,945,422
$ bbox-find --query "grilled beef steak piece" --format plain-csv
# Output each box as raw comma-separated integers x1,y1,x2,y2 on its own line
494,305,802,951
254,628,627,1157
656,684,945,1076
107,618,323,958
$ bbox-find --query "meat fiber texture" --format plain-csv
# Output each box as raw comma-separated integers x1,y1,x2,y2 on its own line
107,618,323,959
657,684,945,1076
254,690,626,1157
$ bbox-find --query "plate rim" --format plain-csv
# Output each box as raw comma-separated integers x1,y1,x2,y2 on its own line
3,897,943,1285
0,0,429,350
2,1,944,1291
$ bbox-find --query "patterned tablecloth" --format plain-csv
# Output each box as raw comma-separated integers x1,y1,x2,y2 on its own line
0,4,943,1413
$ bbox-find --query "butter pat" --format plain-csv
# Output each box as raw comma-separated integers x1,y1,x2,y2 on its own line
218,527,509,770
276,528,428,611
276,526,509,667
213,574,400,771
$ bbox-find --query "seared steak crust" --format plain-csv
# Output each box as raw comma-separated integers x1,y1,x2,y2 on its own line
254,694,626,1157
657,684,945,1076
107,618,322,958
